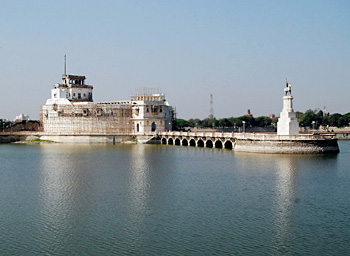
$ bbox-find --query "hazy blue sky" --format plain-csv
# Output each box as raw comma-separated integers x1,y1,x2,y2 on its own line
1,0,349,120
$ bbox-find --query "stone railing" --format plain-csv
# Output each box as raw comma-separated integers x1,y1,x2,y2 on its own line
233,133,336,140
159,131,234,138
159,131,336,140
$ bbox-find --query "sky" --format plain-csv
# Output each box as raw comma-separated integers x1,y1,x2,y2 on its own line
0,0,349,120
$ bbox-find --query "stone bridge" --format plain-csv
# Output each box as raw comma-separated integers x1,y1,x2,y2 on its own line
158,131,236,149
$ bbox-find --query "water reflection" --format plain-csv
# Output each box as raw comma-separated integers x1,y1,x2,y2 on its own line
128,145,150,216
273,155,298,243
1,143,348,255
272,154,338,248
37,145,94,252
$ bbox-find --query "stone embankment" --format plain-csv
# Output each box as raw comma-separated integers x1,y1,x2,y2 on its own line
158,132,340,154
0,132,41,143
0,131,340,154
0,132,139,144
234,133,339,154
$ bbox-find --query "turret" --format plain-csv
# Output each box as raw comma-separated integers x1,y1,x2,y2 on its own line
54,75,93,102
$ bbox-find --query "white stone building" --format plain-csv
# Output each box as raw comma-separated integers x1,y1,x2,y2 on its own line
277,83,299,135
14,113,30,122
41,74,173,135
131,93,173,135
52,75,93,102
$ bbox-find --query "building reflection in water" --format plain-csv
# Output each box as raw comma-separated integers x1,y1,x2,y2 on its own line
273,155,299,243
128,144,150,217
272,154,338,246
38,145,94,251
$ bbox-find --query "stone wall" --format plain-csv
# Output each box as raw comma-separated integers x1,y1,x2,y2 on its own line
40,135,134,144
0,135,21,143
41,103,132,134
3,120,41,132
234,138,339,154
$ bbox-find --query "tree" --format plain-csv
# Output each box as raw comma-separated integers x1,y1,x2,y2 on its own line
342,113,350,126
0,119,13,131
175,119,188,129
328,113,343,127
255,116,271,127
299,109,316,127
218,118,232,128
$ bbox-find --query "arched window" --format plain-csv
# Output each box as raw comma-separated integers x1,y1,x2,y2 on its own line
137,123,140,132
151,122,156,132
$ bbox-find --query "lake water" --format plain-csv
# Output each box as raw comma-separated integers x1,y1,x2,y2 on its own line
0,141,349,255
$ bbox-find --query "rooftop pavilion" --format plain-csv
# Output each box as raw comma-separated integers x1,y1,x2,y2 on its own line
131,88,166,102
55,75,93,89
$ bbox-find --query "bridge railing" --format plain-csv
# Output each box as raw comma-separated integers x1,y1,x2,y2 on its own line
234,133,336,140
159,131,234,138
159,131,336,140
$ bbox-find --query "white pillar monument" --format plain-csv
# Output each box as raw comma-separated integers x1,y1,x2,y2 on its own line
277,83,299,135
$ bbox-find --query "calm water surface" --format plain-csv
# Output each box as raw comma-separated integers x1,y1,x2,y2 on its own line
0,141,350,255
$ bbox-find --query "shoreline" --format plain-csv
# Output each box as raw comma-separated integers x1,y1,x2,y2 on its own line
0,131,341,154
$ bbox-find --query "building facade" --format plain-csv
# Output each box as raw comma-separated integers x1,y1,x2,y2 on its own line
41,75,173,135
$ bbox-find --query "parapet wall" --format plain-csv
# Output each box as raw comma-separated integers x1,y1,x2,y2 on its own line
159,131,340,154
234,138,339,154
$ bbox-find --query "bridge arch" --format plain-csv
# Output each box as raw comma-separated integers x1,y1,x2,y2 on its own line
182,138,188,146
215,140,223,148
189,139,196,147
175,138,181,145
168,138,174,145
206,140,213,148
224,140,233,149
161,138,167,144
197,139,204,147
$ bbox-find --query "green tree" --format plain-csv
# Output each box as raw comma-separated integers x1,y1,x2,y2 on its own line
255,116,271,127
175,119,188,129
188,118,200,128
328,113,343,127
299,109,316,127
342,113,350,126
218,118,232,128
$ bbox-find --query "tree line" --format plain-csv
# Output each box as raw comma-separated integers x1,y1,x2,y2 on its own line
0,119,13,130
175,110,350,130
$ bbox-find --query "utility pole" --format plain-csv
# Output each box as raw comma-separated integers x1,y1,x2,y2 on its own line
64,55,67,75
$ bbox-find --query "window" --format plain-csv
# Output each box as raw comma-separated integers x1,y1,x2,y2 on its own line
78,93,81,99
146,107,149,113
151,122,156,132
53,93,57,98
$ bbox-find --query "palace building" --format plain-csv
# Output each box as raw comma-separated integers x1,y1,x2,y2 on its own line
40,74,173,135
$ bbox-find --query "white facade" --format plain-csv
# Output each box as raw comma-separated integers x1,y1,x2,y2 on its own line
46,88,71,105
131,93,173,135
54,75,93,102
42,74,173,135
277,83,299,135
14,113,30,122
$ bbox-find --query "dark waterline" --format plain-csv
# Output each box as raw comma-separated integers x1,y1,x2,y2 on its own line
0,142,349,255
